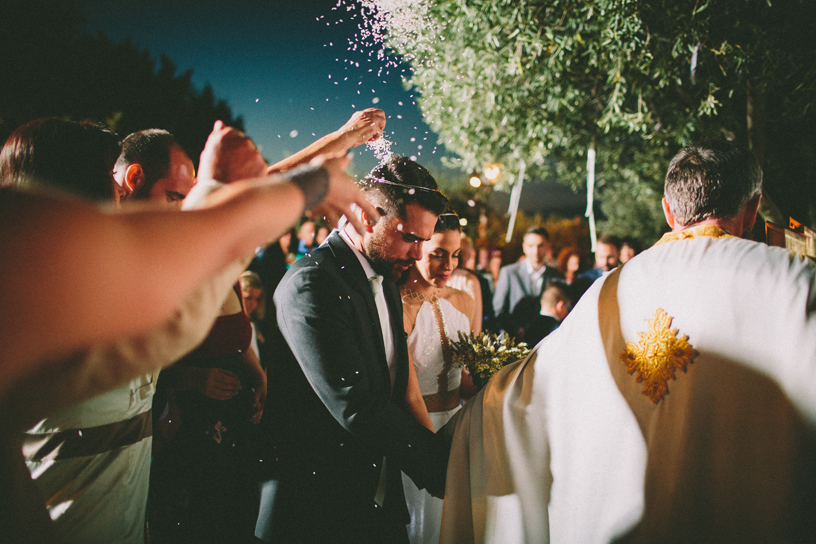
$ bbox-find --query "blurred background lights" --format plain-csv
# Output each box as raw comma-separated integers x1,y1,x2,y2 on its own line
469,176,482,188
484,165,501,181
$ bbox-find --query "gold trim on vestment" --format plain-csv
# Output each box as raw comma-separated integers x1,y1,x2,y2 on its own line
614,224,732,403
653,225,736,246
621,309,694,404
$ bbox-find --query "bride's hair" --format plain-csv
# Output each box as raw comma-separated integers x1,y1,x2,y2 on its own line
435,210,461,233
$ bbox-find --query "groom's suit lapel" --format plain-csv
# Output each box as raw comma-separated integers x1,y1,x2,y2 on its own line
327,233,393,394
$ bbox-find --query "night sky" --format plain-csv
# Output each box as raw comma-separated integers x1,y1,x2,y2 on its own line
69,0,585,215
72,0,452,178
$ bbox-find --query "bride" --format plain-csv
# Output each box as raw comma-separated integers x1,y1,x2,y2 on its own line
400,211,480,543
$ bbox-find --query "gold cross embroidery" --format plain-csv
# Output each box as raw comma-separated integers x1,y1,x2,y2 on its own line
620,308,695,403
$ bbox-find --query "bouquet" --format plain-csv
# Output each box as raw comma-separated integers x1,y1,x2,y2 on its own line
450,331,530,390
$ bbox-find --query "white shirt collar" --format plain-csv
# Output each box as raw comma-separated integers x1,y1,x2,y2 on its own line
525,259,547,279
338,228,379,281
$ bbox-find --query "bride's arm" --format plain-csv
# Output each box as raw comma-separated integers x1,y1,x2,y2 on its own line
404,351,434,432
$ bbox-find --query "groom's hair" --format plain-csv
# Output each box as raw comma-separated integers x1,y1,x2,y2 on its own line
361,155,449,219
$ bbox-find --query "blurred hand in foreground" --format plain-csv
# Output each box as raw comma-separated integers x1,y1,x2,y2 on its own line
198,120,268,183
309,152,379,234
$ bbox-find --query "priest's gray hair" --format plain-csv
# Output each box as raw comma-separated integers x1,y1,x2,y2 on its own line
664,141,762,226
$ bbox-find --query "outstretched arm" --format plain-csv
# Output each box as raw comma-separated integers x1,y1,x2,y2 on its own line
0,125,379,397
267,109,386,174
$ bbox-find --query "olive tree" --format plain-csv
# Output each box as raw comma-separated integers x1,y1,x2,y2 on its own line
362,0,816,244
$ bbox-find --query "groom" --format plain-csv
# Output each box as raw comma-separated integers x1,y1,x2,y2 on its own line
256,156,450,543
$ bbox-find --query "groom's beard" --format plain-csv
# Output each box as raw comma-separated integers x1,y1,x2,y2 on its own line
365,236,414,283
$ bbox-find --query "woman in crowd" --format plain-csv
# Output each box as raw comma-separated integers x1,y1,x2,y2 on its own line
315,223,330,246
149,268,267,543
0,117,120,202
557,246,584,284
240,270,267,362
399,211,480,544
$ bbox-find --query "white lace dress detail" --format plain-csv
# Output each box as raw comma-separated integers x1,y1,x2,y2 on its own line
406,294,470,397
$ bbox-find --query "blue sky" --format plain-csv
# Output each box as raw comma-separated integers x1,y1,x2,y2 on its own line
71,0,585,215
74,0,452,178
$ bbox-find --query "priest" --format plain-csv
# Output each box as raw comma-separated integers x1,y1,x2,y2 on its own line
441,141,816,543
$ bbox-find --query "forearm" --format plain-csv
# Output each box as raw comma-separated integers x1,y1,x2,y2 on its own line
267,131,350,174
241,347,266,389
405,355,434,431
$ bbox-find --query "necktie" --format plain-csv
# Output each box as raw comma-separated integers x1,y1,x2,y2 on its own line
369,276,390,507
369,276,395,388
369,276,389,347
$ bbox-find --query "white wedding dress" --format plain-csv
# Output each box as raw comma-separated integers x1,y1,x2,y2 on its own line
401,287,474,544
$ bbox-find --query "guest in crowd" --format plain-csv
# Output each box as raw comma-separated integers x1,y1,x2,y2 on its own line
556,246,583,284
580,233,622,282
524,280,572,347
1,118,159,544
399,211,479,544
620,237,639,263
115,128,196,207
0,117,120,202
487,248,503,287
315,223,331,246
493,226,564,338
240,271,267,362
295,219,317,259
151,109,389,543
448,234,495,331
148,269,267,544
573,233,622,300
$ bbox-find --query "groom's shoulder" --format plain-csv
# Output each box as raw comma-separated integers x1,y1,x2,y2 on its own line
279,239,355,291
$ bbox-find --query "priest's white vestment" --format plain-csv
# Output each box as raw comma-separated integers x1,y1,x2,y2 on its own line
441,228,816,543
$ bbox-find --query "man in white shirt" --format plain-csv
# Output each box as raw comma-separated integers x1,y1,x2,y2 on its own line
492,227,564,337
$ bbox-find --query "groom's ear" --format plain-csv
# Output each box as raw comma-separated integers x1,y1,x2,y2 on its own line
360,206,385,233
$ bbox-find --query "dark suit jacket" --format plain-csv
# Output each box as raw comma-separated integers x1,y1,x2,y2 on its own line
572,267,605,302
492,261,564,336
523,314,560,348
256,232,448,542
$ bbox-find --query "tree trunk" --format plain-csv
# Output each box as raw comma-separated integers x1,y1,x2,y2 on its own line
747,77,786,226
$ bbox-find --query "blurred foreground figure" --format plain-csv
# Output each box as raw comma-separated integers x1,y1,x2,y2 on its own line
0,119,378,543
442,141,816,543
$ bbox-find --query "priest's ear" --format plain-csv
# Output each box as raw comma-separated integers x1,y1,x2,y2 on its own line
121,164,146,196
742,194,762,233
662,198,678,231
